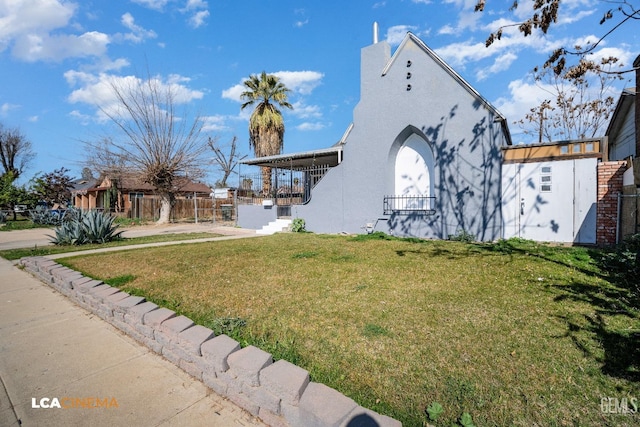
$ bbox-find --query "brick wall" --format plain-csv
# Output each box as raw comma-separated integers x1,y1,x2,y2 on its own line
19,257,401,427
596,161,626,245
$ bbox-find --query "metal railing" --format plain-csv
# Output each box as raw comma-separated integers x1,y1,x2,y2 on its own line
383,195,436,215
238,164,333,206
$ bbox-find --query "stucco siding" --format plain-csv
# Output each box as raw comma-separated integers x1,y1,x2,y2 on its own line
315,37,507,240
238,205,277,230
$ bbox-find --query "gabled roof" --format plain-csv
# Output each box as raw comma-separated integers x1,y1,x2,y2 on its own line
75,175,211,194
383,32,512,145
71,179,99,192
606,87,636,137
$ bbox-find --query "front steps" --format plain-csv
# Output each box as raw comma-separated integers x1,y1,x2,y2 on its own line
256,218,292,235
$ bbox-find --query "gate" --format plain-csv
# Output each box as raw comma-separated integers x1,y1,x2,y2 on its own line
618,190,640,242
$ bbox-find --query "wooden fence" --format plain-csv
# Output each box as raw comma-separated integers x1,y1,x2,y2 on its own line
124,197,236,223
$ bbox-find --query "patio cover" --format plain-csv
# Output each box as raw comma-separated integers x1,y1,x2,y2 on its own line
240,146,343,169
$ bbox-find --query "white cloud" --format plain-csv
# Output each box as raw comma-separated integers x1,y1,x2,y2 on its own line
294,19,309,28
386,25,417,46
0,0,109,61
493,78,548,130
296,122,325,131
221,84,245,102
290,101,322,119
0,0,76,49
13,31,110,62
178,0,210,28
65,71,204,122
434,39,496,68
476,51,517,80
69,109,91,125
273,71,323,95
202,114,229,132
438,24,455,36
411,0,431,4
131,0,170,11
184,0,208,10
119,13,157,43
188,10,210,28
0,102,19,116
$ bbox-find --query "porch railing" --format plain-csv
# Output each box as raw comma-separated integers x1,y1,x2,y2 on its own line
239,164,333,206
383,195,436,215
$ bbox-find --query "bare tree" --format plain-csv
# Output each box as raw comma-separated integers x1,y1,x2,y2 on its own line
478,0,639,75
516,56,625,142
207,135,240,188
89,75,208,224
0,123,35,179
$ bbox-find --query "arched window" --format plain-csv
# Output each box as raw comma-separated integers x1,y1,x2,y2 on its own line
394,133,434,210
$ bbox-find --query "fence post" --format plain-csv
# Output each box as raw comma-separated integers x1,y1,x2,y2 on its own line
616,192,621,245
234,188,238,226
194,192,198,224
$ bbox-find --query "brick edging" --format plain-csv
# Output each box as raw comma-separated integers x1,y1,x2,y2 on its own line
18,256,401,427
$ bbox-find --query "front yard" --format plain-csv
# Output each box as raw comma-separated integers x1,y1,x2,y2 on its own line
57,234,639,426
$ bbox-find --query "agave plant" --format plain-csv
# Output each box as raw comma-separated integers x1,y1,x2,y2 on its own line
50,209,123,245
81,210,123,244
51,220,86,245
30,205,64,226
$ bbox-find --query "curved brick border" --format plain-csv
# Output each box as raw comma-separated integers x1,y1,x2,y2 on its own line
18,256,401,427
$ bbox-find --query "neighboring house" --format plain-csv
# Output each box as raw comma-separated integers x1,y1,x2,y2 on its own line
72,175,212,219
606,87,636,161
239,30,512,241
605,55,640,240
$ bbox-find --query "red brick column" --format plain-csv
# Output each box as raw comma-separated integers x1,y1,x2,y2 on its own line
596,161,626,245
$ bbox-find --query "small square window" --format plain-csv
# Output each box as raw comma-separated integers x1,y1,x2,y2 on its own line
560,145,569,154
541,175,552,183
541,166,552,173
541,184,552,192
585,142,594,152
573,144,581,153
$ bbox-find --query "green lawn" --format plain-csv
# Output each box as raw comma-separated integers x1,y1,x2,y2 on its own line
55,234,639,426
0,232,220,260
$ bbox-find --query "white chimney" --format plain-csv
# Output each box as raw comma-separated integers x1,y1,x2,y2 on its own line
373,22,379,44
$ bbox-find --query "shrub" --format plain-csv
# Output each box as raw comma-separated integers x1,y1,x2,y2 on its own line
50,210,123,245
0,211,6,224
30,206,65,226
448,229,476,242
599,233,640,305
291,218,306,232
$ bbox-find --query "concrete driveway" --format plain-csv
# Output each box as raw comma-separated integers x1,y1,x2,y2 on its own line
0,223,256,251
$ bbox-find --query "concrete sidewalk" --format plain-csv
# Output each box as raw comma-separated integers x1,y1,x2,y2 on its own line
0,223,257,251
0,257,266,426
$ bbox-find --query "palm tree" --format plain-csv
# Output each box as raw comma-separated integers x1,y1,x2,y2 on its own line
240,71,292,195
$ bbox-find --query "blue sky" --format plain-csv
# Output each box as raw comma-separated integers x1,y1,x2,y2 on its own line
1,0,638,185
